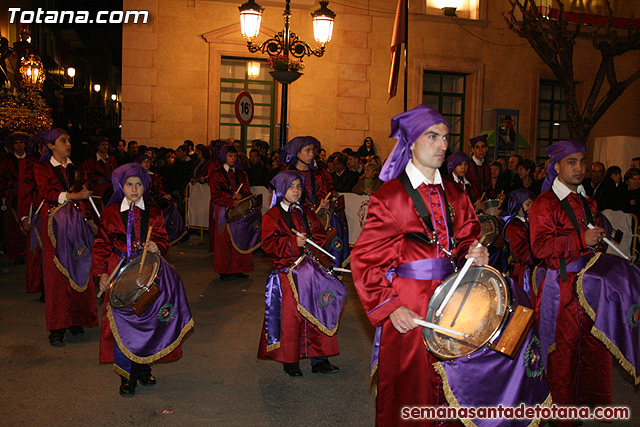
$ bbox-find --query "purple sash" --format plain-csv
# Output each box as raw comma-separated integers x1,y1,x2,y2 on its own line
264,268,286,350
538,255,590,369
107,256,193,363
227,207,261,253
288,256,347,336
162,201,187,245
48,202,94,292
437,278,550,426
576,253,640,384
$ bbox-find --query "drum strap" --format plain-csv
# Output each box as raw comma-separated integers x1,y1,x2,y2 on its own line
398,172,455,248
119,207,150,244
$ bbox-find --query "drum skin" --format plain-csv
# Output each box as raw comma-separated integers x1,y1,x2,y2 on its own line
109,253,161,308
225,193,262,223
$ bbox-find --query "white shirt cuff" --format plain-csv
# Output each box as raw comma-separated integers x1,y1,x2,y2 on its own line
58,192,68,204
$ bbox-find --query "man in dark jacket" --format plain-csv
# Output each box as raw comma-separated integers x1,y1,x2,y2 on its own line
331,153,358,192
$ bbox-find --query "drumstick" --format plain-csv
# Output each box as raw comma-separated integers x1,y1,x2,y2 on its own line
83,185,101,219
292,228,337,260
478,192,486,203
236,194,254,204
234,183,243,195
138,226,154,276
33,200,45,217
413,318,468,338
333,267,351,273
97,257,125,298
436,243,482,317
28,203,32,225
587,223,629,260
315,193,331,214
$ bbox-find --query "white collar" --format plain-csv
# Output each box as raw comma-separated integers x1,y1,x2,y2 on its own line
50,156,73,168
97,152,109,161
120,197,146,212
405,160,443,189
552,177,586,200
14,152,26,159
223,164,235,172
472,155,484,166
280,201,302,211
452,173,469,185
516,215,527,223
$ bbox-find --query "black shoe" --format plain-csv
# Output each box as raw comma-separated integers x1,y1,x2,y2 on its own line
119,376,137,396
220,273,231,281
69,325,84,336
138,371,157,386
48,329,66,347
283,363,303,377
311,360,340,374
234,273,249,279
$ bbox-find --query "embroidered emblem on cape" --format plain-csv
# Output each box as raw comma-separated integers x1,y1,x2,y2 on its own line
252,221,261,231
524,335,544,378
317,289,336,307
448,203,455,221
331,236,342,250
157,303,175,322
627,303,640,328
168,218,177,230
72,244,89,260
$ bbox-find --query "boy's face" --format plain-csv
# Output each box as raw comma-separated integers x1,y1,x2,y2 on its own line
226,152,237,167
48,133,71,159
123,176,144,203
284,179,302,204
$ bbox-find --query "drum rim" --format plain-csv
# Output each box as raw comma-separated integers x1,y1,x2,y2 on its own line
477,214,503,245
225,194,262,222
108,253,161,308
423,264,512,360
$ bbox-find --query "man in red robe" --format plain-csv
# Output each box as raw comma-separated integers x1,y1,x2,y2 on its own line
351,105,487,426
34,128,98,346
0,133,29,263
465,134,492,199
208,145,253,280
83,136,118,204
529,140,612,426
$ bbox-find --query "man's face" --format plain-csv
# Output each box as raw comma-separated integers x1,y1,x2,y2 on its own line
226,152,237,167
410,123,449,171
508,156,519,171
48,133,72,159
128,143,138,156
332,158,345,173
347,155,358,169
232,142,242,153
555,152,586,189
319,150,327,162
471,141,488,159
165,154,175,166
629,174,640,191
297,144,315,165
590,164,605,184
13,141,25,156
631,160,640,169
117,140,125,152
249,151,260,165
98,140,109,154
175,148,185,159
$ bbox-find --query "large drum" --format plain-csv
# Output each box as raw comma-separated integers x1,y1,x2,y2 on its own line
109,253,162,316
225,193,262,223
423,265,533,360
478,214,506,249
483,198,501,216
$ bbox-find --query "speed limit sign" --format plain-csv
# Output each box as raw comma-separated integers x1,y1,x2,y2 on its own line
235,91,254,126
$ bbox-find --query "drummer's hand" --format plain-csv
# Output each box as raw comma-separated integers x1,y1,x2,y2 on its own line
164,194,172,200
232,199,240,207
296,235,307,247
99,273,110,292
88,220,98,235
233,192,243,200
474,200,485,212
390,306,421,334
145,241,160,254
21,218,33,232
584,226,605,247
319,198,330,210
70,188,92,200
466,240,489,266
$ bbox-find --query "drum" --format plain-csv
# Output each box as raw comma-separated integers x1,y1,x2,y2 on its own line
423,265,533,359
225,193,263,223
484,199,501,216
109,253,162,316
478,214,506,249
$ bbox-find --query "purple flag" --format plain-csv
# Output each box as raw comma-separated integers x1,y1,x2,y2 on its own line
48,202,94,292
107,255,193,362
160,200,187,246
227,207,262,253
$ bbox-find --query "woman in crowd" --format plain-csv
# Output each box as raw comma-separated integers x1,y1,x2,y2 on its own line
620,167,640,217
356,136,375,158
352,162,383,196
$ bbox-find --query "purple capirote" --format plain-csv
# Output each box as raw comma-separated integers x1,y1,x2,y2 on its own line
541,139,586,192
447,151,471,176
268,170,307,208
107,163,151,206
379,104,449,182
36,128,68,162
279,136,321,169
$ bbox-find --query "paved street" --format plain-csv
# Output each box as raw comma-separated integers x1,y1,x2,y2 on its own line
0,234,638,426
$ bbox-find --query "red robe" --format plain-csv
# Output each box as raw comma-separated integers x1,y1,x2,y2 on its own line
207,161,220,252
34,159,98,331
92,200,173,363
149,172,168,200
83,154,117,198
352,179,479,427
466,158,492,199
17,154,43,293
257,204,337,363
0,153,27,262
208,166,253,274
529,189,612,423
289,165,333,208
504,218,535,293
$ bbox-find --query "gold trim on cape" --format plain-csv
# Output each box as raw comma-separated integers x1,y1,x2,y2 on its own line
106,302,194,364
47,202,90,293
574,252,640,385
226,223,261,254
286,254,342,337
434,361,551,427
113,363,130,380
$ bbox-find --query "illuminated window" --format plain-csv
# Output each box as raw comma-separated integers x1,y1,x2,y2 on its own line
537,80,569,163
424,0,481,20
423,71,466,151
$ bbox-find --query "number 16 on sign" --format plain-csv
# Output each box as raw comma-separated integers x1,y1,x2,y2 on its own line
235,91,254,127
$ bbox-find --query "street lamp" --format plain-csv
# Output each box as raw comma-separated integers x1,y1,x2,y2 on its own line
93,84,101,92
239,0,335,148
18,54,45,91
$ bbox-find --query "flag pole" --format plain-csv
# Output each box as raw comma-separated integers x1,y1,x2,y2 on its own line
403,0,408,112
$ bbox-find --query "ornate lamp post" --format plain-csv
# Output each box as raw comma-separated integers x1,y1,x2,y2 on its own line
239,0,335,148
